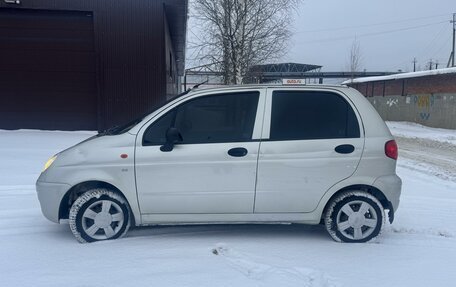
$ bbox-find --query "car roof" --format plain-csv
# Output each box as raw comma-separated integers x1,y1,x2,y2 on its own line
188,84,349,94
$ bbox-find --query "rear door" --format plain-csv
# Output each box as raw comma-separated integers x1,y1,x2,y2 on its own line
254,88,364,213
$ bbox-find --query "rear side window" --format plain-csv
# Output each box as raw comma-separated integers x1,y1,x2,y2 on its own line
270,91,360,141
143,91,259,145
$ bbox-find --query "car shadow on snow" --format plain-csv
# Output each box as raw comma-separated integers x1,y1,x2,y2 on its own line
40,221,331,244
126,223,329,242
34,222,78,243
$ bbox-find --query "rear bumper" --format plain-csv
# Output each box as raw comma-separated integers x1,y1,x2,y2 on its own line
36,180,71,223
372,174,402,213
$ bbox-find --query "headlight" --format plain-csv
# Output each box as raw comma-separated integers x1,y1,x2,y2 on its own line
43,155,57,172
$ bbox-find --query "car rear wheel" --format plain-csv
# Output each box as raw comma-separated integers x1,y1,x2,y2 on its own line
69,188,131,243
324,191,384,243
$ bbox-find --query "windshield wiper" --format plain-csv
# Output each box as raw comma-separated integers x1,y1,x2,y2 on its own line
98,80,209,136
97,125,119,136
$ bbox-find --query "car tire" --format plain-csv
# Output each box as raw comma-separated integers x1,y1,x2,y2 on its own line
324,191,384,243
69,188,131,243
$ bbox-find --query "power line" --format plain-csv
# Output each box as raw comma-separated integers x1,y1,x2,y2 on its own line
416,24,448,59
432,37,451,58
297,13,449,34
386,16,453,71
297,21,447,45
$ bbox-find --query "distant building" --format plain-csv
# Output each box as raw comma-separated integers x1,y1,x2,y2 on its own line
0,0,188,131
244,63,322,84
183,62,323,91
344,68,456,129
343,68,456,97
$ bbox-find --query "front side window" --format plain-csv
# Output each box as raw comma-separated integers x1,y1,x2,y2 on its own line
270,91,360,141
143,91,259,145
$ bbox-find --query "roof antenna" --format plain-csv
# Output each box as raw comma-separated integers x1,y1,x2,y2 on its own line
191,80,209,90
179,80,209,97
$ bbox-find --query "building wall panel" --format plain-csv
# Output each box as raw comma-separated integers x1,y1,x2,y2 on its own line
0,0,183,131
0,7,97,130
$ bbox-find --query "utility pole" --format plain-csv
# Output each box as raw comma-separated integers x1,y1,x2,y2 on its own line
428,59,433,70
412,57,417,72
449,13,455,67
435,61,439,69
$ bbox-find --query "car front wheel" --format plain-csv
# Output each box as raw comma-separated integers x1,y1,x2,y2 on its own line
324,191,384,243
69,188,131,243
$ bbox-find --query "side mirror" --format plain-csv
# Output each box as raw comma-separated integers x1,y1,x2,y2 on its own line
160,127,183,152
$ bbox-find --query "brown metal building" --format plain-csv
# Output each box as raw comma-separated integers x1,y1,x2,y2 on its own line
0,0,187,131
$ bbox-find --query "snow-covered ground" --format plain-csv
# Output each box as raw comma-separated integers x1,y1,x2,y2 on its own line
387,121,456,145
1,123,455,287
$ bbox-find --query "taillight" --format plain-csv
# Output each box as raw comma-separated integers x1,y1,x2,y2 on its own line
385,140,398,160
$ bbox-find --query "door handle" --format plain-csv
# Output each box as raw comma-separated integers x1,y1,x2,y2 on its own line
335,144,355,154
228,147,248,157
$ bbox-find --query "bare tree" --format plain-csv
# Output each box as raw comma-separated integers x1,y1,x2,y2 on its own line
190,0,301,84
347,38,363,79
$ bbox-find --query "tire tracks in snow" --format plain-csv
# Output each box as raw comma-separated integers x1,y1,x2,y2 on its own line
395,136,456,183
212,243,339,287
385,225,453,238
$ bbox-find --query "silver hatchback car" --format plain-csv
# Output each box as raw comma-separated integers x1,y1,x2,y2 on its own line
36,84,401,243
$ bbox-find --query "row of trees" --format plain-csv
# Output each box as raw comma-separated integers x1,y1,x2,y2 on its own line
189,0,363,84
190,0,300,84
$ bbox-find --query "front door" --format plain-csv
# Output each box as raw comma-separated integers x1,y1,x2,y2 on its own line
135,90,264,214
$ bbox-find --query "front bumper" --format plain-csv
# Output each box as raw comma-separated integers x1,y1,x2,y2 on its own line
36,180,71,223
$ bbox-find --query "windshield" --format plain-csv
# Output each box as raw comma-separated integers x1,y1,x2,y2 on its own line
98,90,191,136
